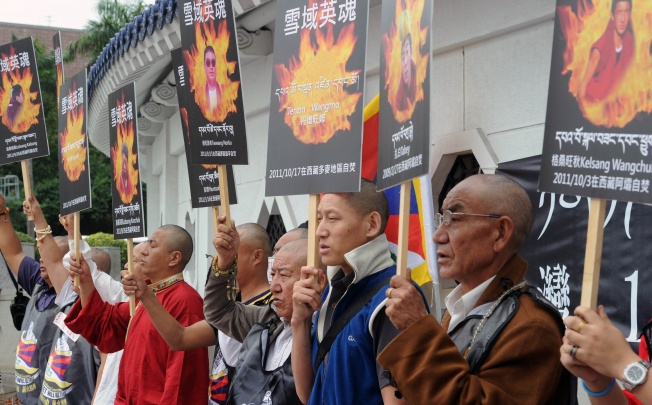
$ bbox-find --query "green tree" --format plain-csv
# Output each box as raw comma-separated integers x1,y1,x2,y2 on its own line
65,0,146,64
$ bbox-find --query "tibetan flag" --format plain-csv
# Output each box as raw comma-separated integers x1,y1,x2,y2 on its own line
362,94,437,286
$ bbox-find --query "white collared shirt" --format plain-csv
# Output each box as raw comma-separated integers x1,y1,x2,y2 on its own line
266,317,292,371
445,275,496,333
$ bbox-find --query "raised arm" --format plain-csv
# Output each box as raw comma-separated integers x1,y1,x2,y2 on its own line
203,215,273,341
24,197,68,294
122,270,215,351
291,265,323,404
0,193,26,275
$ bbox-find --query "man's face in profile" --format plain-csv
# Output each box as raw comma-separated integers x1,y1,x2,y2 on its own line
612,1,631,36
401,37,412,86
205,49,216,84
15,90,24,105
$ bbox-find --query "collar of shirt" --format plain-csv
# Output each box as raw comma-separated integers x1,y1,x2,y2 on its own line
445,275,496,333
266,317,292,371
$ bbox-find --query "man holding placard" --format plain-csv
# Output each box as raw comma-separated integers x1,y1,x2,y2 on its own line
291,179,426,404
377,174,573,404
64,225,208,404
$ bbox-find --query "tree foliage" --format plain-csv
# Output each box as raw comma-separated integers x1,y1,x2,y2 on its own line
65,0,146,64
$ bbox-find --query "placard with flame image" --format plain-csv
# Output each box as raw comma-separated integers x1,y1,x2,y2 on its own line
0,37,49,165
58,69,92,216
53,32,64,104
178,0,249,166
108,83,145,239
377,0,431,191
539,0,652,205
265,0,369,197
172,47,238,208
171,49,238,208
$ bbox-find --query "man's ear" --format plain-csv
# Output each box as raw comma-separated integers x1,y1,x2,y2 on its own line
493,216,514,253
252,248,264,266
365,211,383,238
169,251,182,267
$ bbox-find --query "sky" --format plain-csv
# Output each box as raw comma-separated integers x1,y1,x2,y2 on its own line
0,0,154,30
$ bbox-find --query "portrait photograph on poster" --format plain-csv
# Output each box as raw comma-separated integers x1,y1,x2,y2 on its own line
58,69,92,215
265,0,369,196
108,83,145,239
540,0,652,204
0,37,49,165
377,0,431,190
178,0,248,165
172,47,238,208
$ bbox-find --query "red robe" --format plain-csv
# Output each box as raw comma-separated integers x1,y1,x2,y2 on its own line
65,282,209,404
586,20,634,101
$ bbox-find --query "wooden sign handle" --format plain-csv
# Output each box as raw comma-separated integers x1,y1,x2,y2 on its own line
580,198,607,309
307,194,320,270
212,206,220,233
127,238,136,316
217,165,231,227
73,212,81,287
396,182,410,279
21,160,34,220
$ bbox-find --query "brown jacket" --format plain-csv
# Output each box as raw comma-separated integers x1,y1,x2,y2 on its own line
378,255,572,405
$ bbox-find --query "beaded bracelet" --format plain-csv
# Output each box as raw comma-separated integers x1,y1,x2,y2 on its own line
34,225,52,241
581,379,615,397
211,253,238,276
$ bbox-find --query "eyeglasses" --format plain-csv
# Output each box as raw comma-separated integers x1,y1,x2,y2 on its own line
435,210,502,228
205,59,215,67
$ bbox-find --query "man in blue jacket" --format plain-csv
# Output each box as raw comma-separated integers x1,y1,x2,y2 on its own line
291,179,424,404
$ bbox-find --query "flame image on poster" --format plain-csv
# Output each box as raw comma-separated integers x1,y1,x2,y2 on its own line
184,20,240,123
180,106,217,170
110,109,139,204
274,0,362,145
0,46,41,134
557,0,652,128
381,0,429,123
59,103,86,182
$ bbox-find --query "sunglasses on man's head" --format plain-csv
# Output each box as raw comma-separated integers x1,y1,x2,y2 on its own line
205,59,215,67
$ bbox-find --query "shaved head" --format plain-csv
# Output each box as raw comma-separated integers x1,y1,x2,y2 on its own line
237,223,271,258
462,175,533,248
278,239,308,268
158,224,194,268
273,227,308,255
91,248,112,275
53,236,70,257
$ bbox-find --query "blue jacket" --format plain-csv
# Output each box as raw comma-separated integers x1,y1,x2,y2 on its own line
310,265,397,405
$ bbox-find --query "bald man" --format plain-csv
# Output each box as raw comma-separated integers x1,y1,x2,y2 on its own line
121,223,273,404
65,225,208,404
378,174,573,404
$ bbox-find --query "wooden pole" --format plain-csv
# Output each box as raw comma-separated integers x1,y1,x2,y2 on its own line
217,165,231,226
127,238,136,316
580,198,607,309
212,206,220,232
396,181,411,278
21,160,33,220
73,212,81,287
307,194,320,269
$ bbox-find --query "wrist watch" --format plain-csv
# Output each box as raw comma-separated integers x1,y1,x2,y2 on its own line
622,360,651,391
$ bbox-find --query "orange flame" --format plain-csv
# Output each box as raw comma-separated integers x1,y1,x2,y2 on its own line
0,46,42,134
382,0,429,123
274,22,362,144
110,106,139,204
180,106,216,170
558,0,652,127
184,20,240,123
59,105,87,182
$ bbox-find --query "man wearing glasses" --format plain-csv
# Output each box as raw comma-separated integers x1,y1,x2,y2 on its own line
377,174,574,404
204,46,222,115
